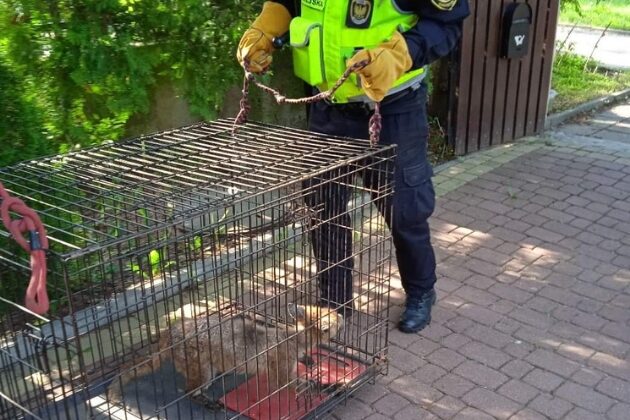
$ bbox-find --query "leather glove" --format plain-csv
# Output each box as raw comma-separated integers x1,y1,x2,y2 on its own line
236,2,291,74
346,31,413,102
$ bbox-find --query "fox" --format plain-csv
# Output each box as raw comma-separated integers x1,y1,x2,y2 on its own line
107,303,343,403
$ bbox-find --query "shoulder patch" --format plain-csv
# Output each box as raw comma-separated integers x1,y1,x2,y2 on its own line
431,0,457,11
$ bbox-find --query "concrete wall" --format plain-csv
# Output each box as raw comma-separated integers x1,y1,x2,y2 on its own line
126,50,308,138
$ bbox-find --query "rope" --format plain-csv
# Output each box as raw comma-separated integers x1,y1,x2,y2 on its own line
233,74,251,129
232,59,383,147
0,182,49,315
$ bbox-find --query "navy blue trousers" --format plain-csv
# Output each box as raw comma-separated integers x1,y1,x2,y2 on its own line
304,84,437,305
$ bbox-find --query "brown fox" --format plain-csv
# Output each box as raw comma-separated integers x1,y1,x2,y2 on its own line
107,304,343,402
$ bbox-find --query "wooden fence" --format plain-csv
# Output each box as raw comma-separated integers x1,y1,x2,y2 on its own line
447,0,560,155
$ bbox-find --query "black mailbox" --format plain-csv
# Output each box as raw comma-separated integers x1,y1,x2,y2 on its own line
501,3,533,59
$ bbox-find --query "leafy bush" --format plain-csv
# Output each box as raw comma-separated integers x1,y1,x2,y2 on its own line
0,54,52,167
0,1,256,162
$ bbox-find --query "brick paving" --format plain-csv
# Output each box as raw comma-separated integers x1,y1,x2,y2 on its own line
333,102,630,419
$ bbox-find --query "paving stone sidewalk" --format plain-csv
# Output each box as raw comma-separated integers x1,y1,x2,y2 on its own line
333,102,630,420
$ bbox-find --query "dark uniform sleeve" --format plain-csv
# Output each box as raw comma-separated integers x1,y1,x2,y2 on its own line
270,0,298,16
395,0,470,69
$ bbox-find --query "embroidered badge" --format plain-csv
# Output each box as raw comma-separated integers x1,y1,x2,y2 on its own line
431,0,457,11
303,0,325,11
346,0,373,29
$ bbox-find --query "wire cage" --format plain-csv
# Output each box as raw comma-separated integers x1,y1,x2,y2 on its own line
0,119,396,420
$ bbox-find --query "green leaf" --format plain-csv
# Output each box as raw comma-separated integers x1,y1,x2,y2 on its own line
149,249,161,266
192,235,202,251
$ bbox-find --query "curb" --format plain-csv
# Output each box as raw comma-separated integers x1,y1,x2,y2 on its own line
557,23,630,37
544,88,630,130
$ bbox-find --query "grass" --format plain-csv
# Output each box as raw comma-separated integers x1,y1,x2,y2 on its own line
560,0,630,31
549,49,630,114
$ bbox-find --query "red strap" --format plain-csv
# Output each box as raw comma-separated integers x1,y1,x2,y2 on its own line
0,182,49,315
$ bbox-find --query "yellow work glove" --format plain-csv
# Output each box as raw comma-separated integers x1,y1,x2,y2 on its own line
347,31,413,102
236,2,292,74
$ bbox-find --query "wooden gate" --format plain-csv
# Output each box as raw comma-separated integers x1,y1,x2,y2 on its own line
445,0,560,155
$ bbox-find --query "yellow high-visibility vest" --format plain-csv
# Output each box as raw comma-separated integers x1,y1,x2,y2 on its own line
290,0,426,103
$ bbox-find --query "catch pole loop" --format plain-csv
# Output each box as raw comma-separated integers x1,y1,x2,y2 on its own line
232,60,382,147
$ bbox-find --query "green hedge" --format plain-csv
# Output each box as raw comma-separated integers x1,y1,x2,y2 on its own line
0,57,52,167
0,1,256,166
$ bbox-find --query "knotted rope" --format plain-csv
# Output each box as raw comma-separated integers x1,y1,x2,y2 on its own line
0,182,49,315
232,59,382,147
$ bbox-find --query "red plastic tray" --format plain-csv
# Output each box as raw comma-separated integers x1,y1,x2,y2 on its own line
296,348,367,386
220,348,367,419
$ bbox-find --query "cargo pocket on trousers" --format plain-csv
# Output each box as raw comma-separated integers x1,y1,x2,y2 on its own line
398,162,435,226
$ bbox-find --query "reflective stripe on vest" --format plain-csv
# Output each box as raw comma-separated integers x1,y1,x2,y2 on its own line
290,0,425,103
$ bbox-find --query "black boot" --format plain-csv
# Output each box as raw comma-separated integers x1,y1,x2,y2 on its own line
398,289,436,333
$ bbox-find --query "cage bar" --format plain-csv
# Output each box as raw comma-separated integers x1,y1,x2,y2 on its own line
0,119,396,420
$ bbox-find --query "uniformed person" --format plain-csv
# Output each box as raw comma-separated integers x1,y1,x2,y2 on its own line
237,0,470,333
